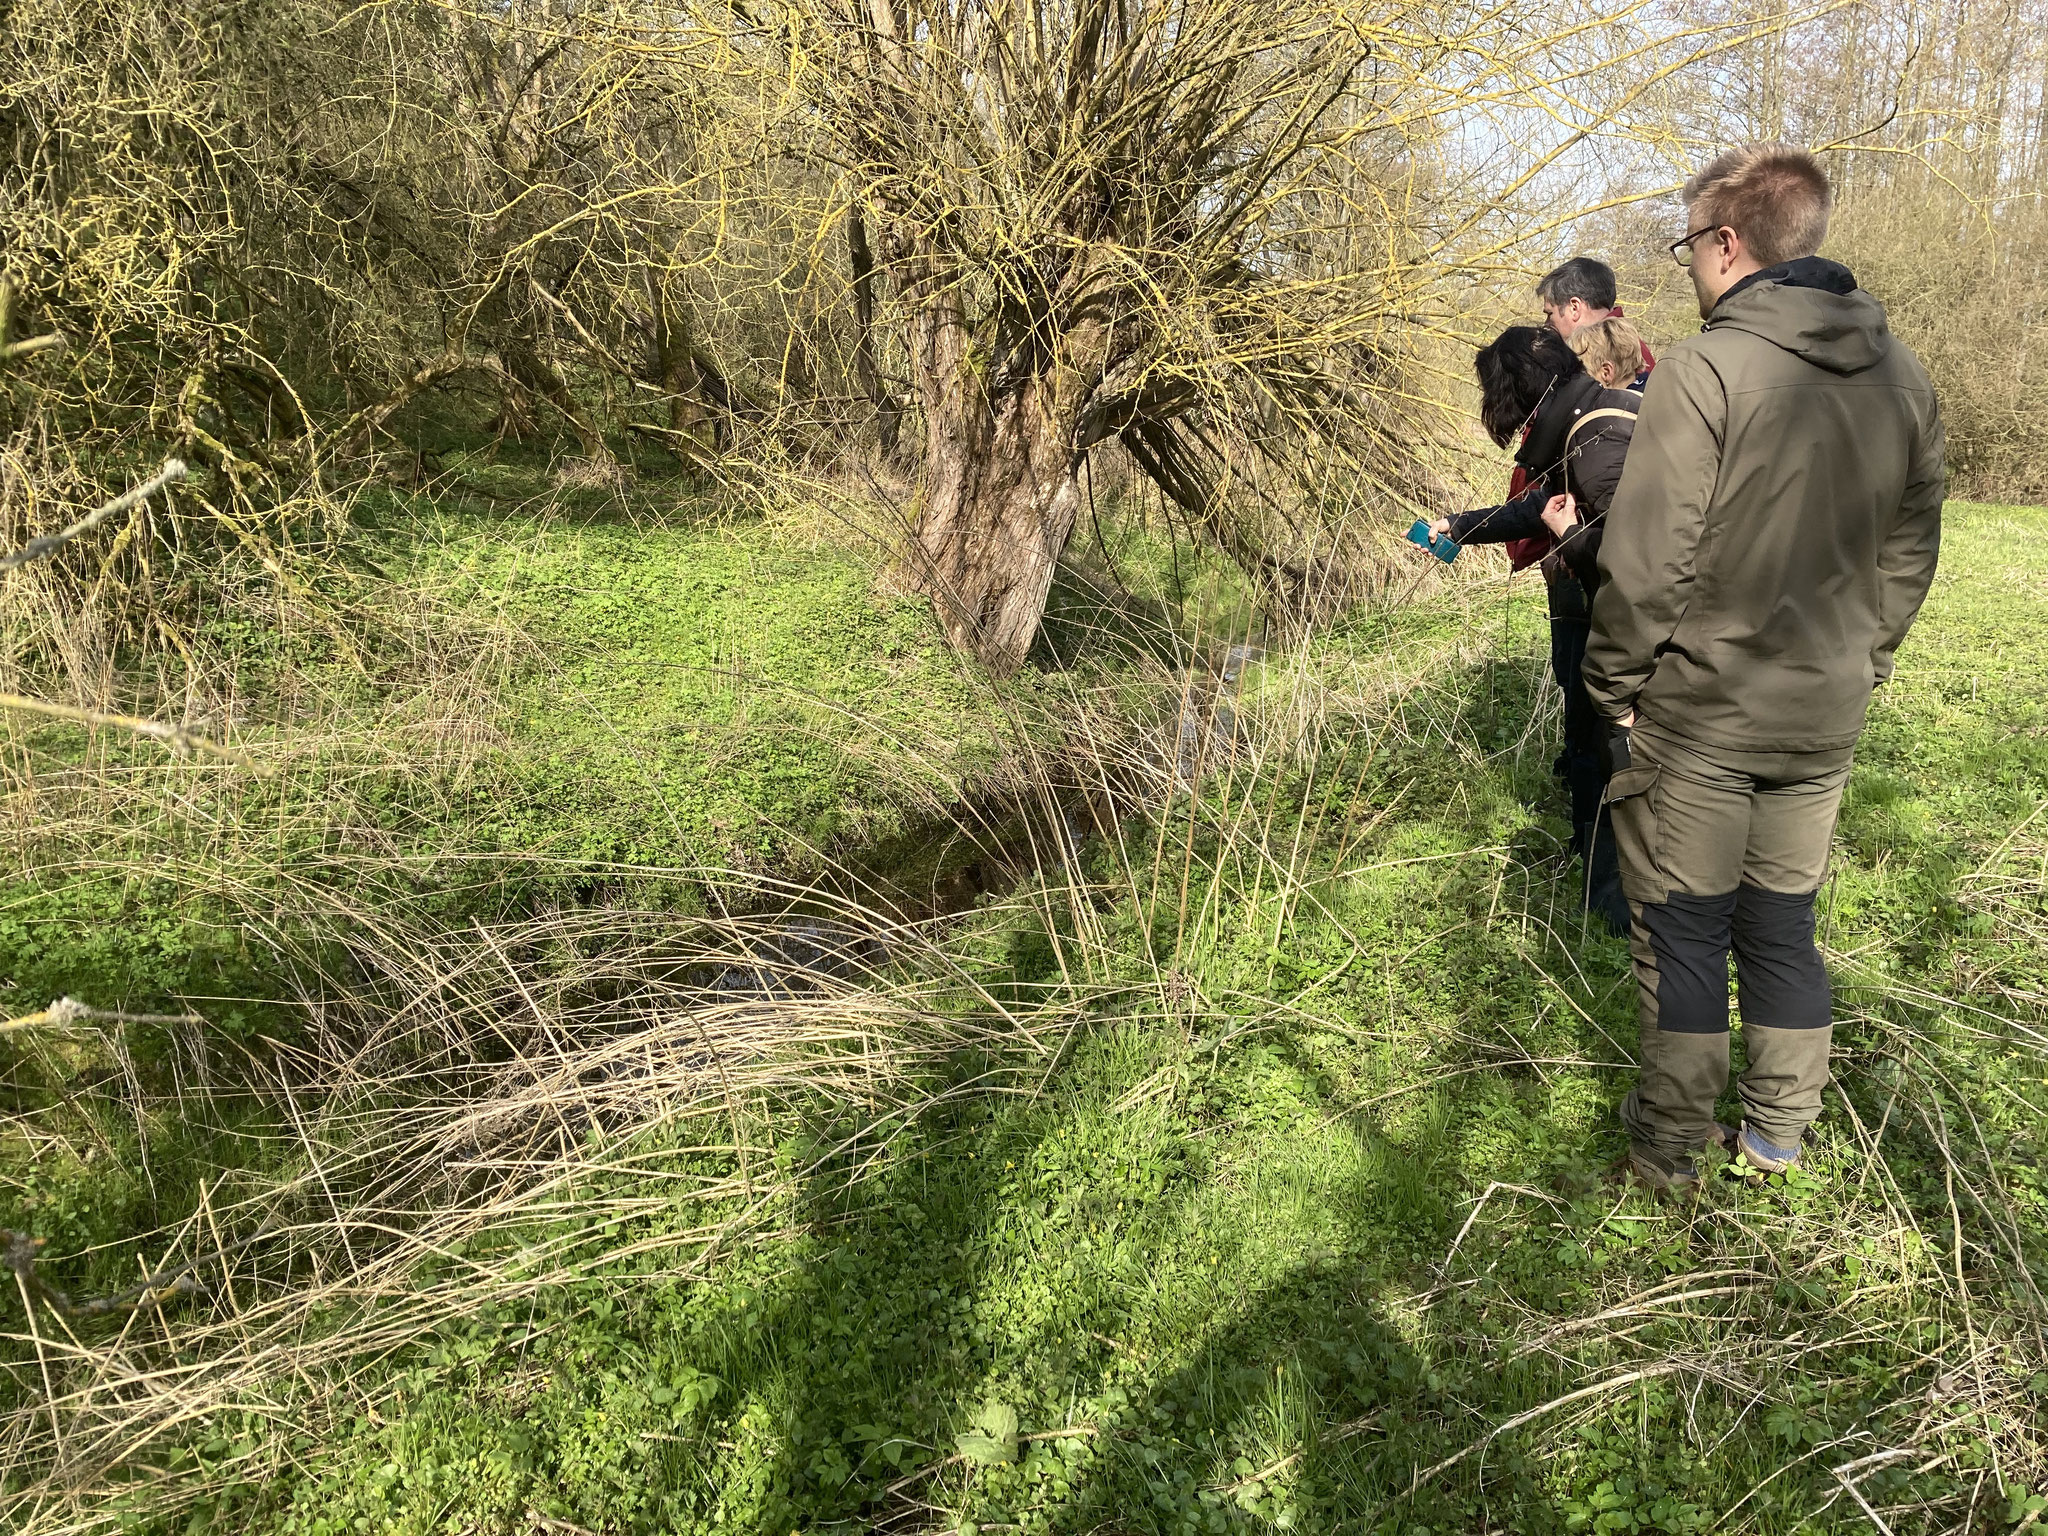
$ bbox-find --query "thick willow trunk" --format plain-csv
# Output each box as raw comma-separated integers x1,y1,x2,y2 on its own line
912,391,1084,673
903,286,1086,672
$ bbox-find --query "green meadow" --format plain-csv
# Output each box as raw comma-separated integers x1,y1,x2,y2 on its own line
2,486,2042,1535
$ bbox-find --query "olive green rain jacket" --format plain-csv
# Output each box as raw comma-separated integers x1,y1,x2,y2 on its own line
1584,258,1945,752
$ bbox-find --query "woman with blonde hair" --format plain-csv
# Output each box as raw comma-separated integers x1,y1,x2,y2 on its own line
1567,317,1648,392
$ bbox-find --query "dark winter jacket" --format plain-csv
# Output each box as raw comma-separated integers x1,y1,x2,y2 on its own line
1584,258,1945,752
1449,371,1639,561
1502,337,1654,570
1549,388,1642,596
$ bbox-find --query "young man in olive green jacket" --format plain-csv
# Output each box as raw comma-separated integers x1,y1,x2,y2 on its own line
1584,144,1945,1192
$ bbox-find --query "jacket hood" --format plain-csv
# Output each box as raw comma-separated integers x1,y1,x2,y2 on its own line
1515,368,1602,472
1706,257,1890,374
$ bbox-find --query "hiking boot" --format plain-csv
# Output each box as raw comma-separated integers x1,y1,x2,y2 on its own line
1624,1143,1700,1195
1735,1124,1803,1175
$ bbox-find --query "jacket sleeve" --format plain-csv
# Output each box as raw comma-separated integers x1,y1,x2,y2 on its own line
1558,520,1603,586
1871,393,1944,685
1584,352,1727,721
1447,484,1549,545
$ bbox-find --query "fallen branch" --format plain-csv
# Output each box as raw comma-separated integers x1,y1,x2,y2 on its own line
0,278,64,369
0,996,207,1036
2,1215,277,1322
0,333,62,366
3,1230,198,1320
0,459,188,574
624,421,716,468
0,692,255,765
329,353,516,458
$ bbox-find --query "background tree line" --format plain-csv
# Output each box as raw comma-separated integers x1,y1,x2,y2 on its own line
1,0,2043,687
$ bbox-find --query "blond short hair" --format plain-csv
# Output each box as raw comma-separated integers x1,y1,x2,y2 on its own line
1567,317,1643,385
1683,144,1833,266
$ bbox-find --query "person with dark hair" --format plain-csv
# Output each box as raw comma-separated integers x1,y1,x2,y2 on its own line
1536,257,1619,336
1538,257,1655,385
1468,325,1579,449
1425,324,1639,932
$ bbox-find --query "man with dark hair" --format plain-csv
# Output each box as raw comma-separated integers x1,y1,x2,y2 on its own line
1536,257,1620,338
1537,257,1654,385
1586,144,1945,1193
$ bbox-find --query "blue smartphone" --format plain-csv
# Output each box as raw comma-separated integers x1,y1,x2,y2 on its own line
1407,518,1460,564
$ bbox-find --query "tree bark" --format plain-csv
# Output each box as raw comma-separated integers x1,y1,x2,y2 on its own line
912,400,1084,674
848,210,899,457
644,269,714,453
499,335,609,463
903,284,1085,674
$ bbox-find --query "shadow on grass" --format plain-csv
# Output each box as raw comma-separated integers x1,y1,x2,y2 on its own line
653,1052,1463,1534
622,932,1622,1536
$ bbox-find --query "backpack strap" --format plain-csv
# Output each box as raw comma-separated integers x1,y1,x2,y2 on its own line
1546,406,1641,548
1564,406,1638,456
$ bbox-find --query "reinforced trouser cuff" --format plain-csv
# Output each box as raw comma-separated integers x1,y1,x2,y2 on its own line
1605,724,1851,1164
1620,1031,1732,1158
1737,1023,1835,1149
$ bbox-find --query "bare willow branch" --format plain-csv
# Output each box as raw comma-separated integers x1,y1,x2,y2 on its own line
0,997,208,1035
0,693,255,766
0,460,187,574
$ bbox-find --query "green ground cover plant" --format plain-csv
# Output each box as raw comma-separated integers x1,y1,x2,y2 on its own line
0,458,1029,1019
0,496,2041,1536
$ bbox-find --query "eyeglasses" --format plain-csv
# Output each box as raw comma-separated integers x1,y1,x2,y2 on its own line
1670,225,1723,268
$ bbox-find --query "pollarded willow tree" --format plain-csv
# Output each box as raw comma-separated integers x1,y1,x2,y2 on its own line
779,0,1416,672
762,0,1871,672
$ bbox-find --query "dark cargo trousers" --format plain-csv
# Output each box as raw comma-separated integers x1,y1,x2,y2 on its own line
1602,720,1854,1166
1548,576,1616,836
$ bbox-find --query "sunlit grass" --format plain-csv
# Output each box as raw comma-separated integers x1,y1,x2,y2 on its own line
0,492,2041,1536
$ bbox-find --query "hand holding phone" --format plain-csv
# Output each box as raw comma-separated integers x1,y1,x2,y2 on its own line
1406,518,1460,564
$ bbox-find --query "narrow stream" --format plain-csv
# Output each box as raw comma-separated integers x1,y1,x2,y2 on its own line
694,640,1266,996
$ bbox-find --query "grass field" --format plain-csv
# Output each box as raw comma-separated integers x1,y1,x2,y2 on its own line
1,489,2042,1536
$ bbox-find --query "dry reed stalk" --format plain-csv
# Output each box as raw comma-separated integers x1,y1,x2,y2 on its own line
0,892,1082,1531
